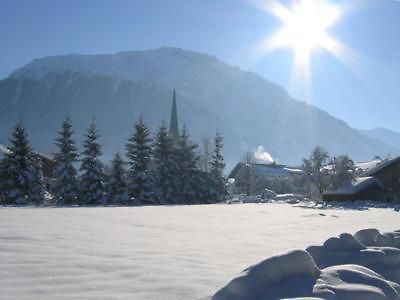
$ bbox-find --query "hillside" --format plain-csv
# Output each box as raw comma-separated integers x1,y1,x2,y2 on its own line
0,47,395,168
359,127,400,154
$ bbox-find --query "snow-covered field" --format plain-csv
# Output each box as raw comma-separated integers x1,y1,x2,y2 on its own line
0,203,398,300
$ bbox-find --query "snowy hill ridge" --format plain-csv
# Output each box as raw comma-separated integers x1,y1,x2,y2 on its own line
0,47,397,166
359,127,400,152
11,48,221,82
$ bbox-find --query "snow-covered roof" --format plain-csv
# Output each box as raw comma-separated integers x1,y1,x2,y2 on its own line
324,176,384,196
283,167,303,175
362,156,400,177
323,159,382,173
250,163,303,178
229,162,303,178
0,144,54,162
0,144,11,160
354,159,382,172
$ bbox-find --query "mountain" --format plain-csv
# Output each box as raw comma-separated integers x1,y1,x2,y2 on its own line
0,47,396,169
359,127,400,154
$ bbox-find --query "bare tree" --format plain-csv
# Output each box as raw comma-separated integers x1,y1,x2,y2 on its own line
199,135,212,172
234,151,264,196
330,155,355,190
302,146,330,201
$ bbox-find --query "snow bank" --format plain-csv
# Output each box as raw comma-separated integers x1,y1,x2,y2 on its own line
212,229,400,300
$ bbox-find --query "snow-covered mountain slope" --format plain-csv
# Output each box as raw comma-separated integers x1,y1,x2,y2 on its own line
359,127,400,153
0,47,396,167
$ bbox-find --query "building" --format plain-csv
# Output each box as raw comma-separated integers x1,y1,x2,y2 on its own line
169,87,179,138
0,144,56,179
229,162,303,180
228,162,303,195
323,156,400,201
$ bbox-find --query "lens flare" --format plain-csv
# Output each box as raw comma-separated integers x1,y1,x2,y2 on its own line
257,0,345,81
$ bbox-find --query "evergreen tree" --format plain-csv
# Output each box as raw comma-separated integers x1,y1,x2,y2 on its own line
29,155,46,205
210,131,226,201
196,170,215,203
52,117,79,205
153,121,178,204
175,126,200,203
1,122,45,205
107,151,129,205
80,121,105,205
126,117,154,204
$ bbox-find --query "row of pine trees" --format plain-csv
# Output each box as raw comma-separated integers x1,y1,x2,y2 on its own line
0,117,226,206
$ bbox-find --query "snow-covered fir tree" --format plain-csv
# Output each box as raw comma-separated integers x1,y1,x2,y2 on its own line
52,117,79,205
1,122,45,205
196,170,216,203
107,151,129,205
153,121,179,204
29,156,46,205
175,126,200,204
79,121,105,205
210,131,226,201
125,117,154,204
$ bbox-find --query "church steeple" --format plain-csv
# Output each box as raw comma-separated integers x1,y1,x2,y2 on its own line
169,87,179,138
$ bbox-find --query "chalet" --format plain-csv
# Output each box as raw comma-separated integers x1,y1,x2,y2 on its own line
0,144,56,179
323,156,400,201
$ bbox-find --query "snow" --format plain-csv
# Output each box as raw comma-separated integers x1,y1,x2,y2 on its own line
9,48,220,87
0,144,11,159
363,156,400,177
244,163,300,178
0,203,399,300
355,159,382,173
213,228,400,300
324,176,384,195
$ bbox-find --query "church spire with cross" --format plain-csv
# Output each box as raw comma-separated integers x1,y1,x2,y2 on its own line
169,87,179,138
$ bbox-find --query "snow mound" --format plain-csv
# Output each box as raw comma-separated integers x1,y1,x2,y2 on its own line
354,228,400,248
212,250,320,300
212,229,400,300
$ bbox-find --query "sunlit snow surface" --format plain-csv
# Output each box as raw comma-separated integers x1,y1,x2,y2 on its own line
0,204,398,299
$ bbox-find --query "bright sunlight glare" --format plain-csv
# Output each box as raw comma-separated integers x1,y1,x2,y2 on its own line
258,0,344,78
275,1,339,61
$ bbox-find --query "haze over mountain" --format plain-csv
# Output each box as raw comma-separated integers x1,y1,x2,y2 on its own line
0,47,396,169
359,127,400,155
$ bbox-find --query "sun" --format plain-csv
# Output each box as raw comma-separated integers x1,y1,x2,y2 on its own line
275,1,339,62
260,0,342,69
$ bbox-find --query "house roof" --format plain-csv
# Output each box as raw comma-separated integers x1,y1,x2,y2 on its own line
229,162,303,179
0,144,11,160
362,156,400,177
324,176,384,196
0,144,54,162
354,159,382,172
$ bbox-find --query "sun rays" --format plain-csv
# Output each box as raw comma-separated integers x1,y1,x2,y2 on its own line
255,0,348,87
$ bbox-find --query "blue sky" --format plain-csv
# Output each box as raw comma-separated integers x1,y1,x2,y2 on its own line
1,0,400,131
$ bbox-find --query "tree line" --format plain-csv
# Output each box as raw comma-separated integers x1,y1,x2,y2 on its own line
0,117,226,206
